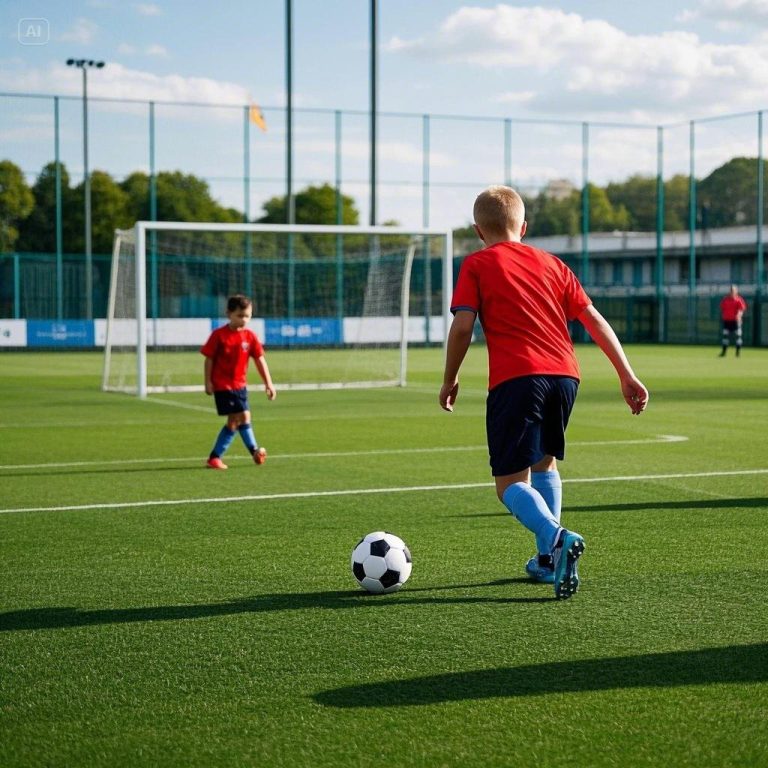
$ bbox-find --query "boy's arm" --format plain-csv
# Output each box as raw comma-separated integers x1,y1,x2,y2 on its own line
577,304,649,415
439,310,476,412
254,355,277,400
203,356,214,395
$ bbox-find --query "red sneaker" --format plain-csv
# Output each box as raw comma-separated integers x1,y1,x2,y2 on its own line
206,457,228,470
253,447,267,465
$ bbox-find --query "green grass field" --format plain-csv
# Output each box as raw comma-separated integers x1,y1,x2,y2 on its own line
1,345,767,767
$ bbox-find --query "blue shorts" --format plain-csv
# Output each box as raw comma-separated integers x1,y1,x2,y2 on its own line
214,388,250,416
486,375,579,476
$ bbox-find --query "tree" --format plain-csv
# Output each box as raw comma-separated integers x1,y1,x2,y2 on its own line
697,157,767,228
0,160,34,252
662,174,690,231
16,162,74,253
67,171,133,254
121,170,242,225
526,191,580,236
259,183,359,225
606,175,659,231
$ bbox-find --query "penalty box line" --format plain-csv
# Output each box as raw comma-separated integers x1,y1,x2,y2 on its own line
0,467,766,516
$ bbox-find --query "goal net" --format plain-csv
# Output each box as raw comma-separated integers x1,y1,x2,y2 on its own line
102,222,452,397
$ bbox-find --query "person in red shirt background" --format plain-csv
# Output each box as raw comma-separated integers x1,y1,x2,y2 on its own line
201,294,276,470
719,285,747,357
439,186,648,599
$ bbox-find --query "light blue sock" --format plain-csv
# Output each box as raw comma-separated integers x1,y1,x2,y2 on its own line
211,426,236,458
238,423,257,453
502,482,561,555
531,470,562,523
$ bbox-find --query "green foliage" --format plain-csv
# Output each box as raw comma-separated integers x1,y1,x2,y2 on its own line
698,157,767,227
7,153,768,255
259,182,359,226
0,160,34,252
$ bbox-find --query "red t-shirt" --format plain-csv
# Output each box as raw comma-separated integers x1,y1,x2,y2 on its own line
720,295,746,322
451,241,591,390
200,325,264,391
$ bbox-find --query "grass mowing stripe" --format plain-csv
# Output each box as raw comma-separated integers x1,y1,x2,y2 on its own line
0,434,688,471
1,467,765,515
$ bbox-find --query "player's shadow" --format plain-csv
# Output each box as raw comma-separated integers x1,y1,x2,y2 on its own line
0,579,547,632
460,496,768,517
314,642,768,707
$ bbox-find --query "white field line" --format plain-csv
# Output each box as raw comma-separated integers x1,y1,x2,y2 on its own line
0,467,766,516
0,435,688,472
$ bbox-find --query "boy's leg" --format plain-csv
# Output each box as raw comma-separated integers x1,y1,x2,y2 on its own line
498,475,562,557
225,410,267,465
720,324,729,355
735,323,743,356
208,424,236,469
527,459,562,581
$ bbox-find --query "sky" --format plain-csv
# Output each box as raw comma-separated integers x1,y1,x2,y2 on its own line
3,0,768,229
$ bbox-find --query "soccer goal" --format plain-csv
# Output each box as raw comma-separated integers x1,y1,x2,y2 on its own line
102,222,453,397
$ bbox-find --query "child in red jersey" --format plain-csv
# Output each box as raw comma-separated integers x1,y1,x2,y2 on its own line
201,294,276,470
439,186,648,599
719,285,747,357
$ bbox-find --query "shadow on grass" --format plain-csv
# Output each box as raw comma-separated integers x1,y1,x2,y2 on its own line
460,497,768,517
314,642,768,707
0,578,548,632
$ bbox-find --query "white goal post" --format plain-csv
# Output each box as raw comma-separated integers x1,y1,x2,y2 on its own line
102,221,453,398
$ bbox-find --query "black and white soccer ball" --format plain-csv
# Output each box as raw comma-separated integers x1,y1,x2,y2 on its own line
351,531,412,594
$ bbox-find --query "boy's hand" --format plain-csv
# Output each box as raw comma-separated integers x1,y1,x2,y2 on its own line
622,377,649,415
205,383,213,396
265,384,277,401
439,380,459,412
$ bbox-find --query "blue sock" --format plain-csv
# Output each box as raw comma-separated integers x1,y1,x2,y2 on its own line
210,426,236,459
531,470,562,523
502,482,561,555
238,423,257,453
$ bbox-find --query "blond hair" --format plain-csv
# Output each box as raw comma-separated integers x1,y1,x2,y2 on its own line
473,186,525,238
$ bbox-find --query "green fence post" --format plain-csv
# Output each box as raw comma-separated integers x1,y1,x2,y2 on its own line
149,101,158,319
243,105,253,295
757,110,764,346
688,120,697,342
656,125,665,342
13,253,20,319
423,113,431,343
335,109,343,335
54,95,63,320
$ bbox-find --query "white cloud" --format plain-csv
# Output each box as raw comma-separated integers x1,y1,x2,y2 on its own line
59,17,99,44
145,44,169,57
387,4,768,121
0,61,252,107
697,0,768,21
135,3,162,16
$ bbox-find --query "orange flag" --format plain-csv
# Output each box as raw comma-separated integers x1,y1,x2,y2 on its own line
249,104,267,132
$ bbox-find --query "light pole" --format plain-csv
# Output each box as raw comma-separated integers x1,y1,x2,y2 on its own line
67,58,105,320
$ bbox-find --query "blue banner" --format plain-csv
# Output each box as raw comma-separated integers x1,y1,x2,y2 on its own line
265,318,341,346
27,321,94,347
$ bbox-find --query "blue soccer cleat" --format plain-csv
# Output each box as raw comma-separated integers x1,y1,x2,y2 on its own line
552,530,585,600
525,555,555,584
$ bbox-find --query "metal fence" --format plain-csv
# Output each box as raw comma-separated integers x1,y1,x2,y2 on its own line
1,91,767,345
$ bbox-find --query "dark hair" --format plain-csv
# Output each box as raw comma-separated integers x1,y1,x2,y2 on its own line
227,294,252,312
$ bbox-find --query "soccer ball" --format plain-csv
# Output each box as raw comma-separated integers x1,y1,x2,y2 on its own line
351,531,412,594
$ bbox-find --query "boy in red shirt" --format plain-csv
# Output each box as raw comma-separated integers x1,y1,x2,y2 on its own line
201,294,276,469
719,285,747,357
439,186,648,599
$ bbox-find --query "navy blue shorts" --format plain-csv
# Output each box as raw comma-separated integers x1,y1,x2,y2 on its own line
214,388,250,416
486,375,579,476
